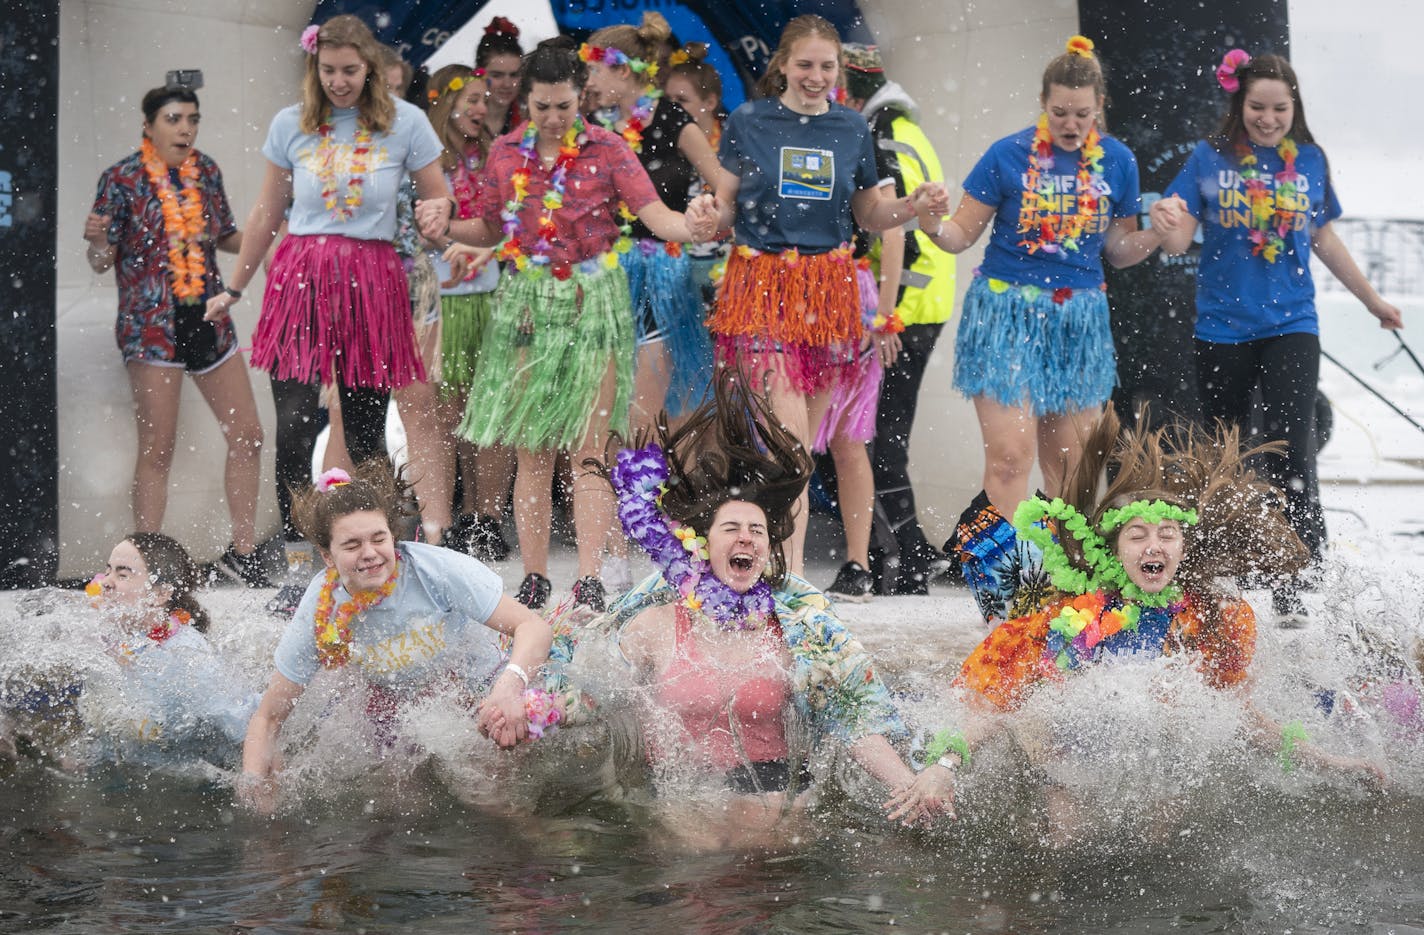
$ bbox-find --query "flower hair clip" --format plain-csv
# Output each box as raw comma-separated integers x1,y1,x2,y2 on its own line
485,16,519,39
428,74,469,102
316,467,351,492
300,24,321,55
579,44,658,78
1066,35,1095,57
1216,48,1251,93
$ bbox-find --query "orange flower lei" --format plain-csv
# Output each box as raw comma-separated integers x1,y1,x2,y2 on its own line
314,555,401,668
1018,114,1105,255
316,122,373,222
147,608,192,644
140,137,207,302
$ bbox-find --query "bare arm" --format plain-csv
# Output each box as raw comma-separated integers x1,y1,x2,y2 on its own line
851,183,923,233
216,230,243,254
239,671,306,814
873,187,907,366
83,212,116,273
473,596,555,748
204,161,293,322
710,168,742,233
1101,215,1162,269
1312,222,1404,329
677,120,724,196
1241,691,1386,786
1152,194,1198,256
921,193,996,255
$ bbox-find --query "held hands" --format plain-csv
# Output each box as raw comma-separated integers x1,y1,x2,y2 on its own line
415,197,454,243
440,243,493,288
883,761,957,827
685,193,719,244
1148,194,1190,233
910,182,951,223
204,291,237,323
475,672,529,749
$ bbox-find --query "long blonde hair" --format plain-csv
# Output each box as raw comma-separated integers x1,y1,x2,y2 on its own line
299,15,395,135
755,15,842,99
427,64,487,174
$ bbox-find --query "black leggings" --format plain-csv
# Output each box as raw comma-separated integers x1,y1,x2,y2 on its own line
871,322,944,568
1195,332,1324,560
270,377,389,539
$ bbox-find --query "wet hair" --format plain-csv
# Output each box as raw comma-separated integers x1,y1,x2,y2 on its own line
124,532,210,633
519,36,588,99
1040,38,1107,103
427,64,487,173
289,459,416,552
587,371,813,586
141,86,199,124
476,16,524,68
377,43,414,97
756,15,842,100
1214,52,1318,149
1058,408,1309,602
300,14,395,135
664,42,723,111
587,11,673,73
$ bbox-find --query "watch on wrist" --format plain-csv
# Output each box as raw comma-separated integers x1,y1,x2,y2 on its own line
224,287,243,300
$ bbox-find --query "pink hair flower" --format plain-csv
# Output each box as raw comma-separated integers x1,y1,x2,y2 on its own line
300,24,321,55
1216,48,1251,93
316,467,352,492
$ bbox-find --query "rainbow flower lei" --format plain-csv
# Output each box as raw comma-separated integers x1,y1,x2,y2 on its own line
599,83,662,153
1018,113,1106,255
314,555,401,668
315,123,372,222
609,444,774,631
497,115,590,276
578,43,659,81
1235,136,1299,263
1013,495,1198,608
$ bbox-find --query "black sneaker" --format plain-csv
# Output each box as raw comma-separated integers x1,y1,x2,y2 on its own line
442,514,478,552
265,583,306,619
470,515,511,563
571,576,606,612
517,573,552,610
826,561,874,602
213,544,273,588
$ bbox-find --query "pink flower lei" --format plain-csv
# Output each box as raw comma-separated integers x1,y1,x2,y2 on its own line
610,444,775,631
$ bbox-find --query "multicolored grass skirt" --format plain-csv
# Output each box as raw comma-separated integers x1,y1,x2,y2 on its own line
814,260,883,451
251,234,424,390
459,257,633,451
952,273,1115,416
709,245,860,396
620,240,714,417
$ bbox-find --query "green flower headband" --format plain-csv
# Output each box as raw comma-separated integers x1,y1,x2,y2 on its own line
1012,496,1199,608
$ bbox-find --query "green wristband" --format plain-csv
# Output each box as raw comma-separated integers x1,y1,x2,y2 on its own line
924,729,970,770
1279,720,1309,773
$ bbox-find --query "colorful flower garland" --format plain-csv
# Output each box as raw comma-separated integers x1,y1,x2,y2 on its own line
609,444,775,631
1017,113,1106,255
140,137,207,303
599,83,662,153
146,607,192,645
1041,590,1151,672
980,270,1104,306
315,123,372,223
1013,495,1198,608
314,555,401,668
578,43,659,81
1235,136,1299,264
497,115,589,274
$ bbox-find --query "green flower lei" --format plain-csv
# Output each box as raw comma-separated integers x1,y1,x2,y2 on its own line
1012,496,1198,609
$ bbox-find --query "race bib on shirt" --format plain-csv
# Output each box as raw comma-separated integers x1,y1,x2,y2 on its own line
779,146,834,200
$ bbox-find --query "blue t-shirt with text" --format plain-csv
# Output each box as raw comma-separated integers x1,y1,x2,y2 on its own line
1166,139,1341,343
275,541,504,693
963,126,1142,289
262,98,444,242
719,98,882,254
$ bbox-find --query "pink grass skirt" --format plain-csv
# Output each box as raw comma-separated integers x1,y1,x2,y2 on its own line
813,262,883,451
250,234,425,390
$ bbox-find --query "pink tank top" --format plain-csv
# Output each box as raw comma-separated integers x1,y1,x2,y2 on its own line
652,604,791,771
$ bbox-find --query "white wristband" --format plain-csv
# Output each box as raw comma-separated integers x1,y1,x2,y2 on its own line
935,754,959,772
505,662,530,688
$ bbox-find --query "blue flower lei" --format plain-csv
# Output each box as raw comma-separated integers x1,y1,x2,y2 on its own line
609,444,775,631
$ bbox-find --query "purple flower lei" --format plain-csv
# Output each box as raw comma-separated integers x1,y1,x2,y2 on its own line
610,444,775,631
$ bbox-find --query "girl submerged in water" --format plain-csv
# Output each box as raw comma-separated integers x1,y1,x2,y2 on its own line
922,412,1386,845
238,461,554,815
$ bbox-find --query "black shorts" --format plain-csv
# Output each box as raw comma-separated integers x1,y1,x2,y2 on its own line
173,303,232,374
724,759,813,794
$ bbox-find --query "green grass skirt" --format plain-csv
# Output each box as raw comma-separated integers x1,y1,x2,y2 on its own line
438,291,495,398
459,264,633,450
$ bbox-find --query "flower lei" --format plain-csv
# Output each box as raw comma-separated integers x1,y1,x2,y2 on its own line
600,83,662,153
315,122,373,222
523,688,562,739
1234,136,1299,263
1040,589,1186,673
1013,495,1198,608
1018,113,1106,255
140,137,207,302
497,115,589,274
578,43,659,81
146,608,192,644
314,555,401,668
609,444,775,631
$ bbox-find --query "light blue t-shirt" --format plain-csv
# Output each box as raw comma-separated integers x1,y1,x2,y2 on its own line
719,98,882,254
262,98,444,242
963,127,1142,289
1165,139,1342,343
274,542,504,692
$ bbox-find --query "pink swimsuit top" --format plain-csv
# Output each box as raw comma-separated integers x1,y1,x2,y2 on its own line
652,604,791,771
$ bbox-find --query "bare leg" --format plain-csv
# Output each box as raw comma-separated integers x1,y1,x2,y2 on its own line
572,359,622,579
759,360,813,575
126,362,185,533
513,448,555,576
191,355,264,553
827,432,873,568
628,340,673,437
394,378,455,540
972,395,1039,514
1036,406,1102,498
322,393,354,474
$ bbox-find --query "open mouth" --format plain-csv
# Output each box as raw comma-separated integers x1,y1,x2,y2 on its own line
1140,560,1165,577
729,552,756,573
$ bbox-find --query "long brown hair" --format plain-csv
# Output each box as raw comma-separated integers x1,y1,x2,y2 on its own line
290,459,415,552
587,12,672,73
427,64,488,173
1214,52,1318,149
755,15,842,100
299,14,396,134
125,532,211,633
